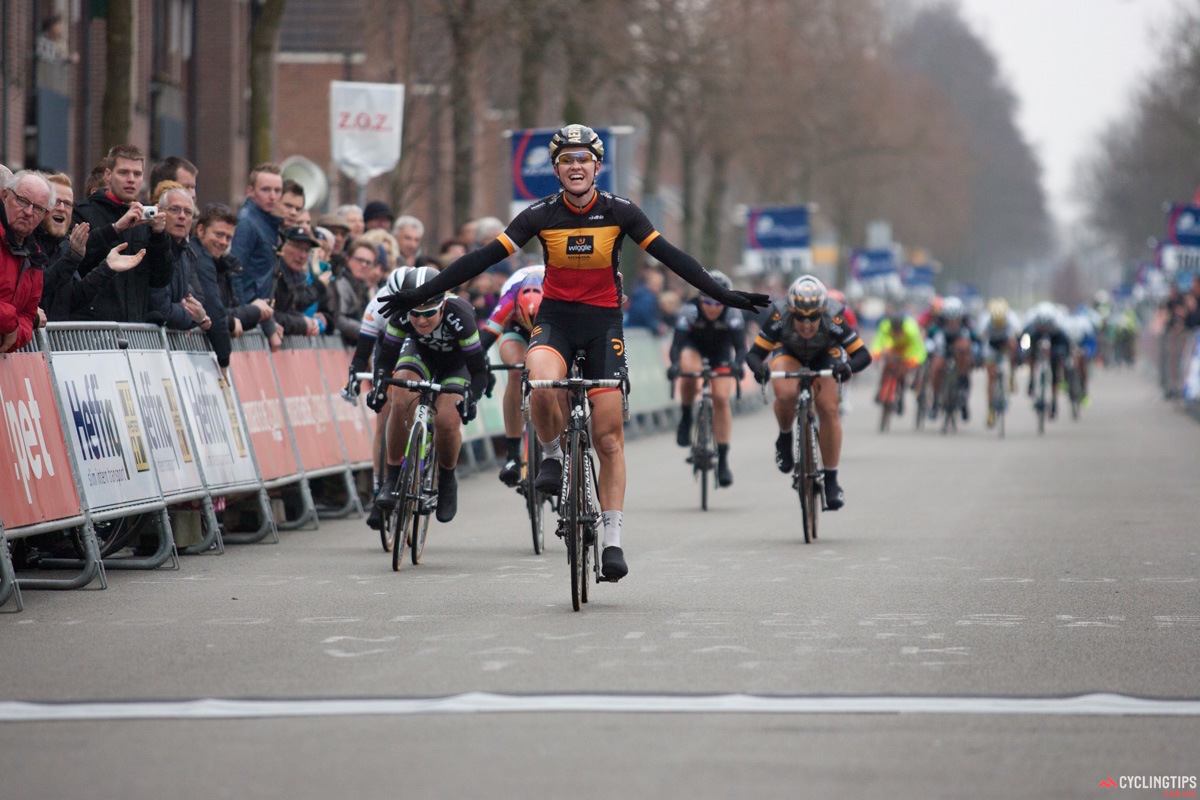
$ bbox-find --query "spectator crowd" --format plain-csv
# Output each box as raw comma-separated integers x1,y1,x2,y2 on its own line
1,145,539,364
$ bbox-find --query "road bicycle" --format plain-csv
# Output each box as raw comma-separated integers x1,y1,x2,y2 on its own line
875,354,906,434
991,357,1008,439
766,368,834,544
940,353,965,435
525,353,626,611
673,363,738,511
490,362,554,555
1031,338,1052,436
357,371,466,571
912,360,931,431
1065,346,1085,421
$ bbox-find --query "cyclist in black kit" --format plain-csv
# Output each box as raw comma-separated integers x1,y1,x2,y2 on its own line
378,124,768,582
745,276,871,510
365,266,489,524
667,270,747,487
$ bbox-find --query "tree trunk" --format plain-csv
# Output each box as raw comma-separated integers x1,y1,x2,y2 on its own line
100,0,134,150
249,0,287,167
446,0,478,228
700,148,729,269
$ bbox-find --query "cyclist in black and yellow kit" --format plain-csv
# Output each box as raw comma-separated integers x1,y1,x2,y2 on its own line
380,124,768,581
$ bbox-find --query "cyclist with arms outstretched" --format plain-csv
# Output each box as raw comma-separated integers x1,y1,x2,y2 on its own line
379,124,768,581
745,276,871,510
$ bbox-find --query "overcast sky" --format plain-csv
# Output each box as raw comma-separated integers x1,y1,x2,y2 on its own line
956,0,1184,229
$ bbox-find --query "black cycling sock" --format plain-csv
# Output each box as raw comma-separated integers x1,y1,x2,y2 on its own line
718,443,729,463
824,468,838,486
679,403,692,421
385,464,401,487
505,437,521,461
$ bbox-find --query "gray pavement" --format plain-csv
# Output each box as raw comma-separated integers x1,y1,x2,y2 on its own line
2,366,1197,799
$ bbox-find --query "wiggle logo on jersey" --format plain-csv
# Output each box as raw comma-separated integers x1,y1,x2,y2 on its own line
566,236,595,256
828,347,843,358
611,338,624,356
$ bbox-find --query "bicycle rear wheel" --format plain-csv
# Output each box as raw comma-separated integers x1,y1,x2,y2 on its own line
410,439,436,565
581,449,600,605
1068,366,1083,420
523,422,544,555
941,371,958,434
914,367,928,431
378,425,395,552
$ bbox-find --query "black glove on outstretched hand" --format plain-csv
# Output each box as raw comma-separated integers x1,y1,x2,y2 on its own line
377,288,422,321
721,290,771,312
666,364,680,381
832,360,853,382
485,370,497,398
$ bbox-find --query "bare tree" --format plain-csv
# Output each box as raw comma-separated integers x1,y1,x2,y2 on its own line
100,0,134,149
249,0,288,166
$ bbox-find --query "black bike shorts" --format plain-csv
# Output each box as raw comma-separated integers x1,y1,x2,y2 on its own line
678,336,735,369
528,298,627,382
770,345,842,372
394,338,470,387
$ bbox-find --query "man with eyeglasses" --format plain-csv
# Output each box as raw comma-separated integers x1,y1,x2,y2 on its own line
148,184,235,370
667,269,747,488
71,144,173,323
1,170,55,352
378,124,769,583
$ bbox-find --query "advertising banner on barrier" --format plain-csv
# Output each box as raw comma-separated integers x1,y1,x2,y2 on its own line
271,350,345,471
127,350,204,497
230,350,298,482
316,348,373,464
169,351,259,490
51,351,161,511
0,352,81,529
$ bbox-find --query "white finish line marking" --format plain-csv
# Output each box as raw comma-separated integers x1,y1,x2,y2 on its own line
1,692,1197,723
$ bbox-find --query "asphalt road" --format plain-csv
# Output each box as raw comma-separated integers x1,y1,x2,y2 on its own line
2,366,1197,799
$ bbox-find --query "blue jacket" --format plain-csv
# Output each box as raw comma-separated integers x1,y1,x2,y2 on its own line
230,198,281,304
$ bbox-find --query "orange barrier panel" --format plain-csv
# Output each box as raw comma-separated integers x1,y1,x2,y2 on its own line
271,349,345,472
229,349,299,482
316,347,373,464
0,352,82,530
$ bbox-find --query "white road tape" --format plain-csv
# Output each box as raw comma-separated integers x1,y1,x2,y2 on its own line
1,692,1198,723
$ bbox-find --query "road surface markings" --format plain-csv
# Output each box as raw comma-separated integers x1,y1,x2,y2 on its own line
2,693,1197,723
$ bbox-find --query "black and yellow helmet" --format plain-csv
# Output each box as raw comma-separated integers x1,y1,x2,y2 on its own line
787,275,828,318
549,124,605,162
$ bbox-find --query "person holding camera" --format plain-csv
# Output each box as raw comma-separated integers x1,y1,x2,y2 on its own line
70,144,173,323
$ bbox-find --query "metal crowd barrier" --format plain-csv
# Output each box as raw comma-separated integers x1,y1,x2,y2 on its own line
164,328,277,551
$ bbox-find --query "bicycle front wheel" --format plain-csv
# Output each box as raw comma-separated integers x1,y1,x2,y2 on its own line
804,416,821,542
695,399,713,511
411,438,436,565
391,454,419,572
1037,365,1048,435
563,435,583,612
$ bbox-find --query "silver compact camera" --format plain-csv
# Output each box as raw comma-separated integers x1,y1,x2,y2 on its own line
142,206,158,219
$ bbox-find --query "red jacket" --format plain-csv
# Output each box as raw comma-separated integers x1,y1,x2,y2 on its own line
0,218,44,352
